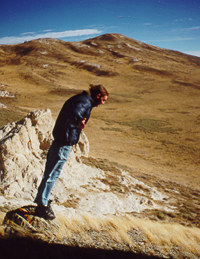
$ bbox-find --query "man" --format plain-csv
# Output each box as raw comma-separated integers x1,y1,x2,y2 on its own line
34,84,108,220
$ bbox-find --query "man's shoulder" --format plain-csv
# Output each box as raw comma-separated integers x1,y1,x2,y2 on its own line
64,91,93,107
80,90,90,99
75,91,93,104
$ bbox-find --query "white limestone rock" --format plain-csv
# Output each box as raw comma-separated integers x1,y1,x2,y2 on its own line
0,109,89,201
0,109,171,216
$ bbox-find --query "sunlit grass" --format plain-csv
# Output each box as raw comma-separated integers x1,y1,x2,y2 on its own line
56,213,200,256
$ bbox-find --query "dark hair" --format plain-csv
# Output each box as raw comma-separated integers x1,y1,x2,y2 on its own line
89,84,109,98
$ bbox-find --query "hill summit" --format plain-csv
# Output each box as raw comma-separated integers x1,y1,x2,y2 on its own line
0,33,200,258
0,33,200,191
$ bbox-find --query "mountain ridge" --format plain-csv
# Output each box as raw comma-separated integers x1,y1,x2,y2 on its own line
0,33,200,258
0,33,200,191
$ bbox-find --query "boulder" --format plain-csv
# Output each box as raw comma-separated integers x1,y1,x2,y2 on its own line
3,205,59,241
0,109,89,201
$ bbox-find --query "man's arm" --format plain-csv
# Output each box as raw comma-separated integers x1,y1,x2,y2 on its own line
70,100,90,128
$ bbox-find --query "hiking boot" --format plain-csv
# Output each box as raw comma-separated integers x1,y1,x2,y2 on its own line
35,204,56,220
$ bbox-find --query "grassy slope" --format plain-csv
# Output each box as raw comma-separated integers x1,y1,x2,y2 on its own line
0,33,199,189
0,33,200,257
0,210,200,258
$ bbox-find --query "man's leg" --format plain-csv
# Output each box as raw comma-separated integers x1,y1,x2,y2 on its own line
34,141,72,219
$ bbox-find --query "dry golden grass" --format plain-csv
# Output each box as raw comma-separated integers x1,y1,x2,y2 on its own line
1,208,199,257
55,213,200,257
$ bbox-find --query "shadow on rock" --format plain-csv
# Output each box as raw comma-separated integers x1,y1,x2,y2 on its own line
0,237,159,259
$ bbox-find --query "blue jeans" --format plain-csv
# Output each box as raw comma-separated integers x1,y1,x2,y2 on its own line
34,141,72,206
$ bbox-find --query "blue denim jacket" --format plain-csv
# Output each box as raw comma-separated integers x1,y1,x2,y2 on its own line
53,91,94,145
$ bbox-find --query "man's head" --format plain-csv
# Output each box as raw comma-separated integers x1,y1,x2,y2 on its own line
89,84,109,106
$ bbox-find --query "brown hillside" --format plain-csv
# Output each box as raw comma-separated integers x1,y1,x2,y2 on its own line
0,33,200,195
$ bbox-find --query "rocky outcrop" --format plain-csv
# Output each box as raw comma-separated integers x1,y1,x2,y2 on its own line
0,109,89,202
0,109,172,216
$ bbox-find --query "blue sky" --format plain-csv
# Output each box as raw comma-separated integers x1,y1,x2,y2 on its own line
1,0,200,56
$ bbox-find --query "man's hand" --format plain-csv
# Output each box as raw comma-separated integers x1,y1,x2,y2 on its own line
80,117,86,130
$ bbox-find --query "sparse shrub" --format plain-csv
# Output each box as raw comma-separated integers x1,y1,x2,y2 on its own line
157,211,166,220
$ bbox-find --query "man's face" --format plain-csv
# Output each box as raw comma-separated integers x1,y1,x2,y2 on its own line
95,94,108,106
